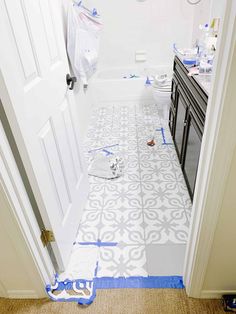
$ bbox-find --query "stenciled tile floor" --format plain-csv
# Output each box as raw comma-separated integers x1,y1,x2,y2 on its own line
69,103,192,280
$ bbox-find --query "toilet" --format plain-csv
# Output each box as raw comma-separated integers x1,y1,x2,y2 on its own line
152,75,172,122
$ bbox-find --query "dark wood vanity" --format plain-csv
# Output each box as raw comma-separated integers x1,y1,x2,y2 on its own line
169,56,209,200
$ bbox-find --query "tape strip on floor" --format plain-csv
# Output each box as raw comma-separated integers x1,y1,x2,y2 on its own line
74,240,118,247
95,276,184,289
46,275,184,305
156,127,173,145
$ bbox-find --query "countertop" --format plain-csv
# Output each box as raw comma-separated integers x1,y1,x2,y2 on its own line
193,74,212,96
180,58,212,96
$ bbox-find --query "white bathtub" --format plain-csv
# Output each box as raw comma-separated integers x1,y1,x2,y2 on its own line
90,65,172,105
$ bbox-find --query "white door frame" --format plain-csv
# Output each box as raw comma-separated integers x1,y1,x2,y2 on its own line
184,0,236,298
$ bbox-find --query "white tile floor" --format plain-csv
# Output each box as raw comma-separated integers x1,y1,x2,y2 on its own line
65,102,192,280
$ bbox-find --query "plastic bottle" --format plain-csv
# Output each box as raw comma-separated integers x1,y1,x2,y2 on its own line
197,23,209,65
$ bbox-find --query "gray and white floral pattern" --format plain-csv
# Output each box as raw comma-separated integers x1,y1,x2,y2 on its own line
73,103,192,278
98,245,147,278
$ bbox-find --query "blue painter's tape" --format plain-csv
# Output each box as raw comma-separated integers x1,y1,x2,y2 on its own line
102,149,114,156
46,275,184,306
156,127,173,145
88,144,119,153
50,276,184,292
46,278,96,305
94,276,184,289
52,279,91,291
76,239,118,247
78,293,96,306
145,76,152,85
94,261,99,277
161,127,168,145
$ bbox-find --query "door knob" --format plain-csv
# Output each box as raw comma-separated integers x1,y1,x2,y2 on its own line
66,74,77,90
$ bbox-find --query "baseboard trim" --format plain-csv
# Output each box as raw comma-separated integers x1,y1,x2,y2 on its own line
7,290,39,299
200,290,236,299
94,97,154,105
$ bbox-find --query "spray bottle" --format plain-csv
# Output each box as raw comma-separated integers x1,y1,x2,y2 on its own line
196,23,209,65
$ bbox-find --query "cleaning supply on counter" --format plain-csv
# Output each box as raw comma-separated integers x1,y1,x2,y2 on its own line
197,23,209,58
199,54,213,74
188,66,199,76
173,44,198,67
174,19,217,71
197,22,217,71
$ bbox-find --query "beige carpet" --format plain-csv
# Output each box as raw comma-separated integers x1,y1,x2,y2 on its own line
0,289,225,314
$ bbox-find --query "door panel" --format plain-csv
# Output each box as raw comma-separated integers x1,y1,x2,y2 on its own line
60,101,83,183
174,89,188,161
0,0,89,270
171,75,178,107
183,115,202,199
4,0,41,83
168,107,175,137
39,0,60,64
39,119,72,217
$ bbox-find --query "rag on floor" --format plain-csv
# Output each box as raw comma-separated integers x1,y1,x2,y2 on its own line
88,152,124,179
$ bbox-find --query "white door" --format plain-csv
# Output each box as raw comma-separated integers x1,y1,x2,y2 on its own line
0,0,89,271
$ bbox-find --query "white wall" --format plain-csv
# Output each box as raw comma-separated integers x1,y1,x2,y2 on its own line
210,0,225,19
191,0,225,44
97,0,195,69
192,0,212,44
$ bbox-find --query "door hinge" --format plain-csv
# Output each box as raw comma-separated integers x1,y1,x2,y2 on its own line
40,229,55,247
